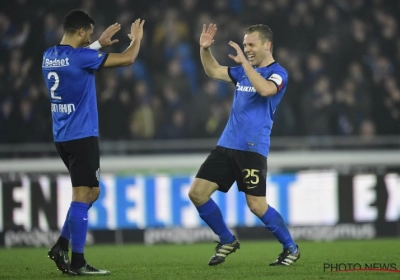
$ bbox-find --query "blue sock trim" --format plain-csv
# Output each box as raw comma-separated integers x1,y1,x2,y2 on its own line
260,205,296,249
69,202,89,253
196,199,217,215
197,199,234,244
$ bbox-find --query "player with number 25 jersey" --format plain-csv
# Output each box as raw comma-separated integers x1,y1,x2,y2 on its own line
189,23,300,268
219,62,288,157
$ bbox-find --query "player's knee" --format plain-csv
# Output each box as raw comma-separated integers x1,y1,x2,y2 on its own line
247,200,267,217
188,178,217,205
248,204,260,216
72,186,93,203
188,185,209,205
91,187,100,202
188,186,201,203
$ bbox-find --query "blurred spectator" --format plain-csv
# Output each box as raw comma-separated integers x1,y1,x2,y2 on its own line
129,80,155,140
204,103,228,138
302,76,334,136
335,78,370,136
188,80,220,138
0,0,398,145
359,119,376,141
380,77,400,135
158,109,189,139
43,13,62,47
98,75,130,140
155,58,192,98
0,98,15,143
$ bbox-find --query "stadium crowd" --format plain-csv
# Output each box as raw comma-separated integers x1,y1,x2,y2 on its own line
0,0,399,144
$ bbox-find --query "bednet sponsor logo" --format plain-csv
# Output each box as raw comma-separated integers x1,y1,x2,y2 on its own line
323,263,400,273
43,58,70,67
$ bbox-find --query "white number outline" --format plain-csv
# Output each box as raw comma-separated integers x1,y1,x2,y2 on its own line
47,71,61,100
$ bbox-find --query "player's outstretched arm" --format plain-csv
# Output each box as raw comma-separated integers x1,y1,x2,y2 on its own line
200,23,230,82
103,19,145,67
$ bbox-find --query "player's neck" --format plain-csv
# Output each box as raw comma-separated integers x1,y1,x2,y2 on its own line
257,54,275,68
60,35,81,48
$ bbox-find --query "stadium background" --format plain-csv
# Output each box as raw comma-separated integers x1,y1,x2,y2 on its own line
0,0,399,248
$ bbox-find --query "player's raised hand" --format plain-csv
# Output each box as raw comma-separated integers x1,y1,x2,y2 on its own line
98,23,121,47
228,41,247,65
200,24,217,49
128,18,145,42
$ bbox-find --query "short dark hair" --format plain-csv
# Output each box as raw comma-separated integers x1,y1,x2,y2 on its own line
245,24,273,43
63,9,95,34
245,24,273,52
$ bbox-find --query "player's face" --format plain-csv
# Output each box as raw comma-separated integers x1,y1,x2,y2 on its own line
79,24,94,47
243,32,271,67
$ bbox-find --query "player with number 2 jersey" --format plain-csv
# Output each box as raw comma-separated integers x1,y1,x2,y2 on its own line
41,9,145,276
42,46,106,141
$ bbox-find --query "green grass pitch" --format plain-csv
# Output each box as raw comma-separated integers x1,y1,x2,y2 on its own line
1,238,399,279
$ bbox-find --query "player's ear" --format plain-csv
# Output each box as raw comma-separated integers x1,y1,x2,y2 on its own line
265,41,272,52
78,28,85,38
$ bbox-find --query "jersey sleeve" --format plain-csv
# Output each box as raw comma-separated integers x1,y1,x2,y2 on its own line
75,48,108,71
228,66,243,84
267,69,288,92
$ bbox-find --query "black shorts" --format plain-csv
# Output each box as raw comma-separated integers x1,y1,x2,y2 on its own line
55,136,100,187
196,146,267,196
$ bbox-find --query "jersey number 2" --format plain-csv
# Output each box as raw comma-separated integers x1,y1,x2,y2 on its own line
48,71,61,100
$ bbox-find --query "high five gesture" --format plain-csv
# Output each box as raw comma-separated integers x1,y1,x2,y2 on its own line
128,18,145,42
200,24,217,49
199,23,230,82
